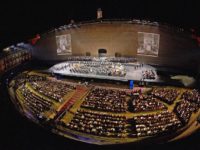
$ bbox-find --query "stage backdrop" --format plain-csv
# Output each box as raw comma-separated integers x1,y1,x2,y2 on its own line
56,34,72,55
137,32,160,57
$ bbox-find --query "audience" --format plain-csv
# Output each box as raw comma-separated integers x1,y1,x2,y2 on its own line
133,111,182,137
65,109,127,137
131,95,167,112
12,73,200,139
174,100,198,124
181,90,200,106
30,80,75,102
81,88,128,112
151,88,180,104
20,85,53,118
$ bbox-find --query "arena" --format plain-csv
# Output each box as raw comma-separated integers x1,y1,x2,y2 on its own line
0,1,200,149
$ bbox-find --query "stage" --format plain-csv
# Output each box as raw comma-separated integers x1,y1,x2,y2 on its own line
48,61,162,83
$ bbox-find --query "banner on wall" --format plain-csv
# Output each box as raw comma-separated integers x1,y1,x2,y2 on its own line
137,32,160,57
56,34,72,55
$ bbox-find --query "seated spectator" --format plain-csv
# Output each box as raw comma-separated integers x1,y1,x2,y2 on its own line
81,88,128,112
151,88,180,104
131,94,167,112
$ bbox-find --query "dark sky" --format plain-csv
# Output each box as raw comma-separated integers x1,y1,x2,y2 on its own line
0,0,200,48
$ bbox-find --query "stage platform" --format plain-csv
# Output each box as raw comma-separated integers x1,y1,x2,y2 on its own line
48,61,163,83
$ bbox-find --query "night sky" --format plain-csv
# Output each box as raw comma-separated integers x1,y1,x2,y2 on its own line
0,0,200,48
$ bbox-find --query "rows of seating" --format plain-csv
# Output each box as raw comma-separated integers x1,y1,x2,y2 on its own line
30,80,76,102
151,88,180,104
20,85,53,118
50,56,136,63
133,111,182,137
174,100,199,124
107,57,136,63
0,46,31,73
53,86,88,121
65,110,127,137
65,56,93,61
181,90,200,106
64,56,132,62
81,88,128,112
131,95,167,112
13,74,46,89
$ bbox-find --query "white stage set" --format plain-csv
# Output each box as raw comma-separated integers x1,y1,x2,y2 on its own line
49,59,160,82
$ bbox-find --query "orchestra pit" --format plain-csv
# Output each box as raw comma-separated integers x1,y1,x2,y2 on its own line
0,1,200,150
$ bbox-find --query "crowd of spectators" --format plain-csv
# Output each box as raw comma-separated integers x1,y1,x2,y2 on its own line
65,109,127,137
81,88,128,112
107,57,136,63
131,95,167,112
30,80,76,102
181,90,200,106
173,89,200,124
133,111,182,137
65,56,93,62
0,46,31,74
52,56,136,63
13,74,46,89
174,100,198,124
151,88,180,104
11,73,200,140
20,85,53,118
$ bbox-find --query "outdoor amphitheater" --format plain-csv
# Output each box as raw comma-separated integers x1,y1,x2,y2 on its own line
1,10,200,146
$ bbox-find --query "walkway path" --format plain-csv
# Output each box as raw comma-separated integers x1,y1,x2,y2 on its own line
53,86,89,122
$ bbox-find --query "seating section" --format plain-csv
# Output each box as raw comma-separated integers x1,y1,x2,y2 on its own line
81,88,128,112
65,56,93,62
132,95,167,112
20,85,53,118
107,57,136,63
133,111,182,137
51,56,136,63
181,90,200,106
11,73,200,142
174,100,198,124
12,74,45,89
151,88,180,104
0,46,31,73
66,110,127,137
30,80,76,102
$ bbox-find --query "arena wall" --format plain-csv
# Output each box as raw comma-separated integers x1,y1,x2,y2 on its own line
32,22,200,69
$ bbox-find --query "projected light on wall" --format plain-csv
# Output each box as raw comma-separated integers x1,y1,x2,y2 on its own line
56,34,72,55
137,32,160,57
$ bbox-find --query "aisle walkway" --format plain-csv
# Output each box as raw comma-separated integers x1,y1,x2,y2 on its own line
53,86,88,121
